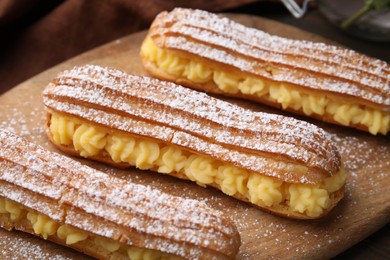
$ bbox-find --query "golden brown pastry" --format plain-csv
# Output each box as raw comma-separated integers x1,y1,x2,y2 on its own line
140,8,390,135
0,129,240,259
42,64,346,220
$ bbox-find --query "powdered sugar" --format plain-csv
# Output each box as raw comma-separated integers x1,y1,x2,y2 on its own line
0,129,239,258
151,8,390,107
42,65,341,183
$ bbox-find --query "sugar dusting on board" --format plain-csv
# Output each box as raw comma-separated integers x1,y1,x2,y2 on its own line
0,232,76,260
329,131,390,192
0,95,45,144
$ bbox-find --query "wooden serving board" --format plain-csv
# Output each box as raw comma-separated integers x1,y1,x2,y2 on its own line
0,14,389,259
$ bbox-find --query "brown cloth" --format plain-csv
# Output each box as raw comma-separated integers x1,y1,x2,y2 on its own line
0,0,261,94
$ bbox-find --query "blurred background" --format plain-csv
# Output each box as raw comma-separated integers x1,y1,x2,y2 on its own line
0,0,389,95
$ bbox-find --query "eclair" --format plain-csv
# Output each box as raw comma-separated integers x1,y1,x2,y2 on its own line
140,8,390,135
42,64,346,219
0,129,240,259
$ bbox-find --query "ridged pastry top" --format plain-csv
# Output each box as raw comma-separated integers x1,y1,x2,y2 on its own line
0,129,240,259
42,65,341,184
148,8,390,110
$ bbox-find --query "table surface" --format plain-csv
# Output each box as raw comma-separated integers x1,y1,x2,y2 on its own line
0,3,389,259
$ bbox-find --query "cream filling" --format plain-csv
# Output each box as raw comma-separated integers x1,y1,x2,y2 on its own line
49,114,346,218
0,197,179,260
141,37,390,135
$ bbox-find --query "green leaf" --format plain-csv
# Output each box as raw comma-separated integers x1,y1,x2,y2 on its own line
363,0,375,5
340,0,390,29
372,0,390,9
340,2,373,29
